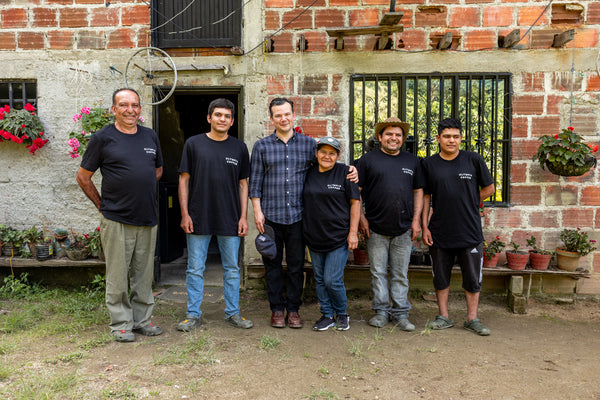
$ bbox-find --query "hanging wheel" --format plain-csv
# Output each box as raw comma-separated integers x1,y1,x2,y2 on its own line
124,47,178,106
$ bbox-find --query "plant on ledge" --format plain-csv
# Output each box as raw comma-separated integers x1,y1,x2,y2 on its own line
483,236,505,260
533,127,598,176
0,103,48,155
559,228,596,257
67,104,115,158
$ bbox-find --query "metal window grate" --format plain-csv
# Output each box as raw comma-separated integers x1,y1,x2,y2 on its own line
152,0,242,48
0,81,37,110
350,73,512,205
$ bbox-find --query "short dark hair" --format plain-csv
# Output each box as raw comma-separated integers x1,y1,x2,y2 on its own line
437,118,462,136
269,97,294,117
208,98,235,117
112,88,140,106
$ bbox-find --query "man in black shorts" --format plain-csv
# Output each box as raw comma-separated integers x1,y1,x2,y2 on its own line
421,118,495,336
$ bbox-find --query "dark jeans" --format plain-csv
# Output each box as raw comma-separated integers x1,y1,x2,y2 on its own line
263,219,305,312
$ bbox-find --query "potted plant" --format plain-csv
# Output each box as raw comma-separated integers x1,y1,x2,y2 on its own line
65,233,91,261
22,225,44,258
87,227,103,260
556,228,597,271
506,241,529,270
526,235,552,270
67,103,115,158
0,103,49,155
1,227,23,257
533,127,598,177
483,236,505,268
353,233,369,265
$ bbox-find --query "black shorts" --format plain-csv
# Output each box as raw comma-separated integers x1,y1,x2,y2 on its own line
429,243,483,293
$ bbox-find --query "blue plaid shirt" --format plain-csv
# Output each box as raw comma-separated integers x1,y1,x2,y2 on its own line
249,131,316,225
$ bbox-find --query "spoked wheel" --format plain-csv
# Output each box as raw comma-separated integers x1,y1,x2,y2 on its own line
124,47,178,105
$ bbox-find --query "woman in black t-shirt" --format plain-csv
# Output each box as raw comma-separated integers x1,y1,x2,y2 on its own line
303,137,360,331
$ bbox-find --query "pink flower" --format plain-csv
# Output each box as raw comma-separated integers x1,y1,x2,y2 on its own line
68,138,80,148
139,116,145,122
81,107,91,115
24,103,35,112
73,114,82,122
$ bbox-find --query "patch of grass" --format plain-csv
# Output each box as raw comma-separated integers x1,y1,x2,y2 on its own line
0,364,12,380
46,351,85,364
0,337,17,355
101,381,138,399
152,300,180,319
304,387,341,400
0,370,80,399
317,364,329,377
154,332,215,366
260,334,281,350
345,337,363,358
78,332,113,350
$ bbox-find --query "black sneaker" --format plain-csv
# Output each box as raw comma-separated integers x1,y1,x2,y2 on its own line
335,314,350,331
312,315,335,331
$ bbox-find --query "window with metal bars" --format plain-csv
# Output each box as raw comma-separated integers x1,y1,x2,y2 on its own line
0,81,37,110
350,73,512,205
152,0,242,49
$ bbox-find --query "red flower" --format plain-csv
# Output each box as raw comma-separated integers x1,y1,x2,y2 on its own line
294,126,303,134
554,134,559,139
20,124,26,129
495,236,500,240
567,127,574,131
24,103,35,112
96,227,100,231
3,105,10,113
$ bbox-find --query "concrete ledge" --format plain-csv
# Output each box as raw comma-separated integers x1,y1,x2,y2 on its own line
0,257,105,268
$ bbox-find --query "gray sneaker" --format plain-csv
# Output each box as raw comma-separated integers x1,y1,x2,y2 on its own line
226,314,253,329
177,316,201,332
392,317,415,332
426,315,454,330
464,318,490,336
133,323,162,336
368,313,388,328
113,329,135,342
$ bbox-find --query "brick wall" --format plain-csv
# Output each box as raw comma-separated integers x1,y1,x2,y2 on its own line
0,0,149,50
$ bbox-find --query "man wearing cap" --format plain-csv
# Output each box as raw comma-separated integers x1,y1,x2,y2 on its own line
177,98,253,332
303,137,360,331
356,117,424,331
421,117,495,336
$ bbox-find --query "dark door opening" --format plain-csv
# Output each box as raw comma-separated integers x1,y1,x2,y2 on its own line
155,88,242,281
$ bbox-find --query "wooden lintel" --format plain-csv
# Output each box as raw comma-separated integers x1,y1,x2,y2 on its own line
437,32,453,50
500,29,521,48
377,34,390,50
552,29,575,48
379,12,404,26
327,24,404,38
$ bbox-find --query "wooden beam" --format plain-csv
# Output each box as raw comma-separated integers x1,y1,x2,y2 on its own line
552,29,575,48
500,29,521,48
379,12,404,26
327,24,404,37
437,32,453,50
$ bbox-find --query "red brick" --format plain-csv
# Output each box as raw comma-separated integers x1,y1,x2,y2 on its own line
330,120,344,140
582,187,600,206
60,8,88,28
265,0,293,7
350,8,379,27
267,75,293,95
47,0,74,4
511,185,542,205
435,0,459,4
301,75,328,95
298,118,328,137
271,31,294,53
0,32,16,50
546,95,564,115
18,32,45,50
529,210,559,228
315,9,345,28
48,30,75,49
1,9,28,28
492,208,523,228
531,116,560,137
550,71,583,92
282,9,313,29
530,162,561,183
587,73,600,92
76,0,105,4
512,116,528,138
513,95,544,115
121,4,149,26
332,74,343,93
396,8,413,28
265,11,280,31
521,72,544,92
286,96,312,117
545,185,578,206
464,0,491,3
399,29,428,50
363,0,389,5
330,0,359,5
107,28,134,49
518,6,548,26
596,209,600,229
297,0,325,6
463,29,496,50
449,7,479,28
574,28,598,48
314,97,340,116
90,7,119,27
511,139,540,160
562,208,595,228
137,27,149,47
511,162,527,182
302,31,328,52
77,29,106,49
32,7,58,28
415,7,446,27
482,5,513,27
571,111,598,136
588,3,600,24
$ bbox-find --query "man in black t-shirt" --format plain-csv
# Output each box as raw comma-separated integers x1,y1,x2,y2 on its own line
357,117,424,332
176,98,253,332
421,118,495,336
77,88,163,343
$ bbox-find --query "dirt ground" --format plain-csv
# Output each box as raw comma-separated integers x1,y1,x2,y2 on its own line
3,288,600,399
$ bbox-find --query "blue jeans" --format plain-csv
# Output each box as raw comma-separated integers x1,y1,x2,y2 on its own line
186,234,241,319
309,245,349,317
368,230,412,319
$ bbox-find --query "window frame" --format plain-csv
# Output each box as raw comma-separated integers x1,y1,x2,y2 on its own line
0,80,37,110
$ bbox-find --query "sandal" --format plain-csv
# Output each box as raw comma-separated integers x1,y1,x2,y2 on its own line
426,315,454,330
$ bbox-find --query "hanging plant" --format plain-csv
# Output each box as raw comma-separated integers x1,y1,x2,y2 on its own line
67,103,115,158
0,103,48,155
533,127,598,176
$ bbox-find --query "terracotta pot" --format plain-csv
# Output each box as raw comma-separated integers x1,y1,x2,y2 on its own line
352,249,369,265
529,252,551,270
483,253,501,268
555,247,581,271
506,251,529,270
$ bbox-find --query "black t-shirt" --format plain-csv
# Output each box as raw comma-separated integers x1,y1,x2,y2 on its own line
81,124,163,226
303,163,360,253
356,150,424,236
178,134,249,236
422,151,494,248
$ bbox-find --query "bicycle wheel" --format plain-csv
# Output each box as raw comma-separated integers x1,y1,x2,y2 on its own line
124,47,178,106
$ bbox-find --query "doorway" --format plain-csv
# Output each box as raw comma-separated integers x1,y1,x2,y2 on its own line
154,88,243,282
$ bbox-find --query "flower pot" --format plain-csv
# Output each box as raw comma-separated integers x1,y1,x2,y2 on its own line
35,243,53,261
352,249,369,265
66,248,90,261
545,155,597,177
483,253,501,268
2,244,17,257
506,251,529,270
555,247,581,271
529,252,551,270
